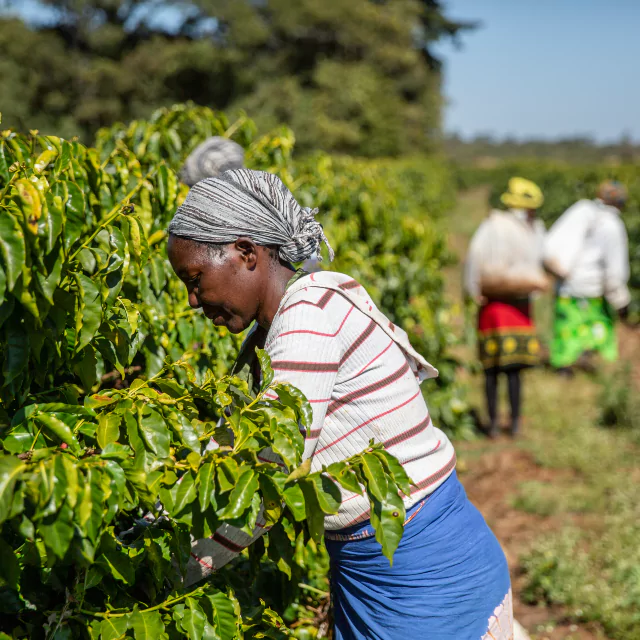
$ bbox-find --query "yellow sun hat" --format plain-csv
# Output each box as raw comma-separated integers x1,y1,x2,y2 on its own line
500,177,544,210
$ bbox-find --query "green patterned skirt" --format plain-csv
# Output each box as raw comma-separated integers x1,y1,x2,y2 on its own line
550,296,617,368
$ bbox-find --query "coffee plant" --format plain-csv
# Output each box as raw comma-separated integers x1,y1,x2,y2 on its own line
0,124,414,638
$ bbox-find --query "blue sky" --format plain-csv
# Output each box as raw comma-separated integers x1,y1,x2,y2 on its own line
435,0,640,142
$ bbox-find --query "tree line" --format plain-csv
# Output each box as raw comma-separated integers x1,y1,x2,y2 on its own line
0,0,473,157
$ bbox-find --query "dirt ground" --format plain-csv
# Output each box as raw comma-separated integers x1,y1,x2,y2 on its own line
457,440,606,640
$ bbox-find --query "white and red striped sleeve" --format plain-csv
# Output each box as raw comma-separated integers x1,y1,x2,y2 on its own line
264,287,346,450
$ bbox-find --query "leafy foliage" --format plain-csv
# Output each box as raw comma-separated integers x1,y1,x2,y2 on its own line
0,119,414,637
0,0,473,156
599,363,640,434
521,489,640,640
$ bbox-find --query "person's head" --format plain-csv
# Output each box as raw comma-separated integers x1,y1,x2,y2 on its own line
597,180,628,211
167,169,334,333
180,137,245,186
500,177,544,217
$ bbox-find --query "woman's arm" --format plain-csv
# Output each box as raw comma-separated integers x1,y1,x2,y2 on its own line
185,289,344,585
264,288,344,458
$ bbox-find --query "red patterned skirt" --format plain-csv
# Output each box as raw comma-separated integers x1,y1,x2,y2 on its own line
478,299,540,371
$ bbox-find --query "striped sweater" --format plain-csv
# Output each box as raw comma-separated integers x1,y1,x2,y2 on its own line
187,271,456,583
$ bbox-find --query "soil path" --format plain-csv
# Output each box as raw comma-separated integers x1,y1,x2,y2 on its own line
446,190,609,640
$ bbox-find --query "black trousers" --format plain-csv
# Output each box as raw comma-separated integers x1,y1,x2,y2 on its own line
484,367,521,435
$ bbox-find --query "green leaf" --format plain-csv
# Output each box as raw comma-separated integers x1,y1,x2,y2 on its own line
156,164,170,208
97,413,121,449
272,383,313,429
34,414,81,453
0,264,6,305
308,473,341,515
147,255,166,295
205,592,237,640
182,598,206,640
217,467,258,520
53,180,85,250
0,210,26,290
256,348,274,388
216,458,239,493
58,454,79,508
374,449,412,497
122,215,148,266
171,470,197,514
0,538,19,589
99,616,129,640
129,608,165,639
45,191,65,252
197,462,215,512
325,461,363,496
100,443,133,460
0,455,26,524
282,484,306,521
360,452,388,503
168,412,200,453
258,474,283,526
285,458,311,483
266,523,294,579
53,140,72,176
98,536,135,585
15,178,42,234
73,272,102,351
39,500,75,559
299,479,326,542
271,431,297,469
370,490,406,564
74,345,98,390
3,318,29,386
35,250,63,305
33,148,57,174
0,141,12,182
138,407,170,458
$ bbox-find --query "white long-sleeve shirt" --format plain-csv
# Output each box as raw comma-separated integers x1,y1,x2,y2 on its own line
186,272,455,584
464,209,546,299
545,199,630,309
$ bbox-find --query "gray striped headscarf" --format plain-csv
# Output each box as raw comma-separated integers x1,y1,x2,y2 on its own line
168,169,334,264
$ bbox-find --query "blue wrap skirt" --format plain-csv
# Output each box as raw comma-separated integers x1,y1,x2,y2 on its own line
325,471,512,640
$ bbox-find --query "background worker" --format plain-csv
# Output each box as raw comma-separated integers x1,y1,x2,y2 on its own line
465,178,547,437
180,136,245,185
544,180,631,375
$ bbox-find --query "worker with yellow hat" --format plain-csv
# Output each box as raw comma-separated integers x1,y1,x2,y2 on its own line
464,177,547,438
543,180,630,375
500,177,545,210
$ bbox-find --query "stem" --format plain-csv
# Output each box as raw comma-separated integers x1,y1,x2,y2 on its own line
298,583,329,598
242,385,269,412
29,426,43,451
69,166,158,262
125,365,167,397
100,145,122,170
78,585,205,619
223,116,247,140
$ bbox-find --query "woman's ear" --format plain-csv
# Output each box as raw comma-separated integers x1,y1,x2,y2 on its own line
234,237,258,268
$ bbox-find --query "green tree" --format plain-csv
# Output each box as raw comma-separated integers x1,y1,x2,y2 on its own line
0,0,473,155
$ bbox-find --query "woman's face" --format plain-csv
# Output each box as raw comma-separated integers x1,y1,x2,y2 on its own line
167,235,268,334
